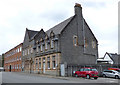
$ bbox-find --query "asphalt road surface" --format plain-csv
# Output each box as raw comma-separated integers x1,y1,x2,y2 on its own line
1,72,120,84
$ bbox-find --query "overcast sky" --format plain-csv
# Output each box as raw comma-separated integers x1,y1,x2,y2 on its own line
0,0,118,58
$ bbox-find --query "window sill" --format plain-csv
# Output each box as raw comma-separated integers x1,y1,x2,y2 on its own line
53,68,56,69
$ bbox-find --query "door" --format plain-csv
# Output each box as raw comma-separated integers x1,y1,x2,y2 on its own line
61,64,65,76
79,68,84,77
106,71,113,77
9,65,11,72
43,62,45,74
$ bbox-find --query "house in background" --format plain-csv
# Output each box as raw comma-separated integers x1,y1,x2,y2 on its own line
97,52,120,64
22,3,98,76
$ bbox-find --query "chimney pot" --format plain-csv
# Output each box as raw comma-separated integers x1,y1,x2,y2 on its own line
75,3,81,7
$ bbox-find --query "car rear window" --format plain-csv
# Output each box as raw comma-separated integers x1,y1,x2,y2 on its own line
91,69,97,71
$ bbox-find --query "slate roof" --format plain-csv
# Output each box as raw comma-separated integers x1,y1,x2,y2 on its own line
106,53,118,63
103,52,118,64
46,16,75,36
27,29,38,39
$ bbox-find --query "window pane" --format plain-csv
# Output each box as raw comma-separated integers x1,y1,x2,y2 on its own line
47,57,50,61
45,42,48,49
73,35,78,46
52,56,55,61
47,61,50,69
52,61,55,69
80,69,84,71
39,62,41,69
51,40,54,48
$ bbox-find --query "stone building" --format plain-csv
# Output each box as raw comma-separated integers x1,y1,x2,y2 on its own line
4,43,23,72
22,3,98,76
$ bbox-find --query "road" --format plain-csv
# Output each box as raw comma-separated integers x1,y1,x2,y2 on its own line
1,72,120,84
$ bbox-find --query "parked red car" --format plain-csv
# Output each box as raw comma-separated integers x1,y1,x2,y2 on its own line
74,67,98,79
108,68,120,72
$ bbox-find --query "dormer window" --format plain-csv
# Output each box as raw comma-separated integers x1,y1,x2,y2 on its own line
73,35,78,46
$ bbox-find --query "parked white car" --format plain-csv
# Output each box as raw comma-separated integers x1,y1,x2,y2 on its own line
0,67,4,72
102,70,120,79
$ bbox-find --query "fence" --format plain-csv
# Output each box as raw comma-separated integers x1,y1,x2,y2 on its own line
65,64,120,77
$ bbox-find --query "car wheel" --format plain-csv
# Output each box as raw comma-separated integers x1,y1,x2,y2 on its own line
115,75,119,79
94,77,98,79
103,74,106,78
86,74,90,79
75,74,78,77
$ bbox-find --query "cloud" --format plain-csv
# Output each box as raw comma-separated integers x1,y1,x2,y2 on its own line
0,0,118,58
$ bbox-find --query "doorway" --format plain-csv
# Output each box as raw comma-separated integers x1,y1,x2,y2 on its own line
9,65,11,72
43,62,45,74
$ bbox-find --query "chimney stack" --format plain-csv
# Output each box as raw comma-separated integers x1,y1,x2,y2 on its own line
75,3,81,7
74,3,83,18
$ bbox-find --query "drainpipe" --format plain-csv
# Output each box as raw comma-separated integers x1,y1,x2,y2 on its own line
83,18,85,53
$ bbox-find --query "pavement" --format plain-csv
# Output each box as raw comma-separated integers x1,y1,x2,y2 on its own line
13,72,69,80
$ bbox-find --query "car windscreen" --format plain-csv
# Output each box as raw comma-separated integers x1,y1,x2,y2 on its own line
84,68,91,71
